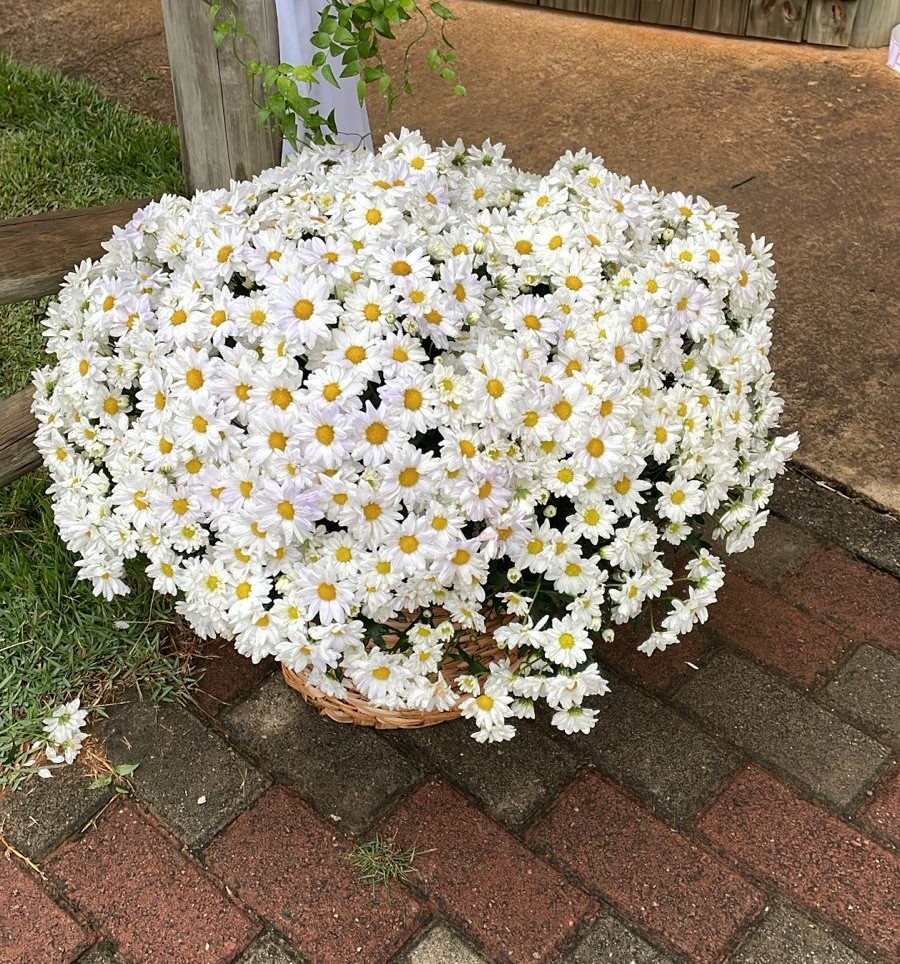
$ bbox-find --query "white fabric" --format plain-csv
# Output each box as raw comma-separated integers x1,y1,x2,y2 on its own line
274,0,372,158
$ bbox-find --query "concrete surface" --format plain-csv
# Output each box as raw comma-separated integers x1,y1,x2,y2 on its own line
1,0,898,510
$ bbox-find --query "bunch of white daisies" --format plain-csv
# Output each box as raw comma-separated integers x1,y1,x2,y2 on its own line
33,130,798,741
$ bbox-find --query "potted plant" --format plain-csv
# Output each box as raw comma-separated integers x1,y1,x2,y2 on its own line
32,132,798,742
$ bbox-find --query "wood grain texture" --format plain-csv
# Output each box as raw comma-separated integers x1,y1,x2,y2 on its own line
746,0,809,41
692,0,750,33
539,0,640,18
0,387,40,488
850,0,900,46
161,0,281,193
803,0,859,45
0,199,147,306
640,0,695,27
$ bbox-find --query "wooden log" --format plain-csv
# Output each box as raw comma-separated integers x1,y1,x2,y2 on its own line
539,0,640,19
0,199,147,306
746,0,809,41
161,0,281,194
692,0,751,33
803,0,858,45
850,0,900,46
640,0,694,27
0,387,40,489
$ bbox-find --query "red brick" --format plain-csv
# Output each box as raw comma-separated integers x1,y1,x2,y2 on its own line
708,573,851,684
205,785,424,964
381,780,597,964
526,772,763,964
47,801,259,964
784,548,900,652
698,766,900,960
188,636,275,717
0,858,90,964
859,768,900,849
594,621,713,693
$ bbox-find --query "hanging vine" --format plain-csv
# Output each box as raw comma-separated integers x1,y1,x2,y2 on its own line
206,0,464,149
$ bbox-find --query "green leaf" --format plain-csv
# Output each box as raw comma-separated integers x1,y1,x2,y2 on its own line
333,25,355,44
453,84,467,96
356,76,367,105
378,73,392,94
321,63,340,88
430,1,458,18
114,762,139,776
88,776,112,790
372,14,395,37
311,32,333,49
427,47,443,70
312,51,327,67
439,66,456,81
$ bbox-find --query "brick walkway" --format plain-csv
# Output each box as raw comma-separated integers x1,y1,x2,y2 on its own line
2,476,898,964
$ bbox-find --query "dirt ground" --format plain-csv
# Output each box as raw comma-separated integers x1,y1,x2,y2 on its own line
2,0,898,511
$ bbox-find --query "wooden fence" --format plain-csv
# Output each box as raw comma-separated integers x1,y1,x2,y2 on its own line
525,0,900,46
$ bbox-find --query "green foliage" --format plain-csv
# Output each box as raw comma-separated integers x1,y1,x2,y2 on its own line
349,833,419,895
205,0,465,149
0,55,192,788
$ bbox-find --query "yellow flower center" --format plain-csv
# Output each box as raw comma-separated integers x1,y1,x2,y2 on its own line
278,500,295,520
366,422,388,445
476,694,494,711
293,299,314,320
399,535,419,554
186,368,204,390
372,666,392,681
317,583,337,601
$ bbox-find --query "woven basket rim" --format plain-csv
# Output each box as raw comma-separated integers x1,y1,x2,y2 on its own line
281,607,515,729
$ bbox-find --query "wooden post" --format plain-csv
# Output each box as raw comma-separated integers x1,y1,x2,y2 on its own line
0,388,40,489
746,0,810,43
803,0,859,45
161,0,282,194
850,0,900,46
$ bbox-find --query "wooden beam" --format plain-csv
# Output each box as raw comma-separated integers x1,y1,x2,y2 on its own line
803,0,859,45
0,387,41,489
0,200,147,306
161,0,281,194
850,0,900,46
746,0,809,42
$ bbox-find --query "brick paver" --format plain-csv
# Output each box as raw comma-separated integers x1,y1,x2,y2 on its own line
728,903,869,964
381,779,597,964
392,715,578,830
561,910,675,963
97,697,269,848
527,772,764,964
824,644,900,743
398,923,490,964
235,929,306,963
674,649,890,808
224,675,419,833
859,768,900,848
0,763,113,861
205,785,424,964
190,637,276,718
784,547,900,651
593,623,713,694
697,766,900,960
0,856,91,964
727,515,822,589
708,573,851,684
47,801,259,964
563,676,739,823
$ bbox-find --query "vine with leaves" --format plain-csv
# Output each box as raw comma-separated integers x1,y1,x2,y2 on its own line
206,0,464,149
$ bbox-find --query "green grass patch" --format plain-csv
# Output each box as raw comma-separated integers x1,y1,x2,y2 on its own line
0,54,194,787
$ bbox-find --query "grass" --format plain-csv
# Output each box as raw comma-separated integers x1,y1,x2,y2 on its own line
348,834,420,895
0,54,195,787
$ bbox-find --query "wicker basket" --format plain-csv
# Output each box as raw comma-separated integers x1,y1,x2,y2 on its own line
281,609,514,729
